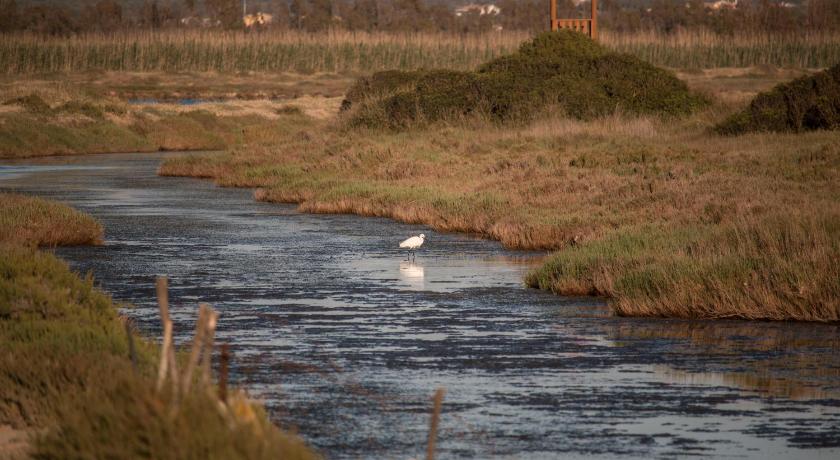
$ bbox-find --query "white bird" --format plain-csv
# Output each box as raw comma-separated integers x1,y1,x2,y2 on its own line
399,233,425,261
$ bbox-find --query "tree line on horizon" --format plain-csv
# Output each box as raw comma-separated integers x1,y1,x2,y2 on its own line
0,0,838,35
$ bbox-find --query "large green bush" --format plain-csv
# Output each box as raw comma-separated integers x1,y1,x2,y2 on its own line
716,64,840,134
344,31,708,128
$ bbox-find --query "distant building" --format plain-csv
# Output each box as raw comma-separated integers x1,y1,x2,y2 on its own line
180,16,221,28
243,12,273,28
454,3,501,17
704,0,738,10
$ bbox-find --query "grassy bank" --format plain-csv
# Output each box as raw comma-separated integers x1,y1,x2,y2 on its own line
0,30,838,76
0,193,103,246
159,87,839,321
0,193,317,458
0,82,297,158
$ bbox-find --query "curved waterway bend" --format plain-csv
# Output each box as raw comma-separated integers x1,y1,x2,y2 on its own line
2,153,839,459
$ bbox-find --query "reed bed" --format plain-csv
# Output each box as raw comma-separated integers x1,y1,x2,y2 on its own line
0,30,528,75
602,29,840,69
1,29,838,76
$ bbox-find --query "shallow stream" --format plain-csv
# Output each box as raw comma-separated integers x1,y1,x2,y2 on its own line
2,153,839,459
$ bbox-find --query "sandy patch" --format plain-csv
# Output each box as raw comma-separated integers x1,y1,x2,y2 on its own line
133,96,343,121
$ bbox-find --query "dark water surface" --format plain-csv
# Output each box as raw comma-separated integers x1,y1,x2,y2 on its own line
2,153,839,459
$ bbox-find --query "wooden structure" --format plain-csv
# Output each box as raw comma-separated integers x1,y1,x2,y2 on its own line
550,0,598,40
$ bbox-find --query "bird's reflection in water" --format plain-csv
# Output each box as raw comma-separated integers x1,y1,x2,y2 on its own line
399,260,425,289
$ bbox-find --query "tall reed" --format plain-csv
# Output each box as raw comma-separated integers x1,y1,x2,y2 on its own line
1,29,838,75
602,29,840,68
0,30,528,74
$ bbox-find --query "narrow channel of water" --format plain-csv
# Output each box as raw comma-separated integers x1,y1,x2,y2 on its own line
2,153,839,459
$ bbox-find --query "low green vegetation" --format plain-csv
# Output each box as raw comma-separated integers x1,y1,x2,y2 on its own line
344,31,708,128
716,63,840,134
0,89,284,158
0,193,317,458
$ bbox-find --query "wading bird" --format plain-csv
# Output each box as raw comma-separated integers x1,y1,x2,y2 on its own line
399,234,425,261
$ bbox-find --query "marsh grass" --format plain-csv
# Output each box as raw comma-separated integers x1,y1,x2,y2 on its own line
160,98,840,320
0,86,278,158
0,193,103,246
0,194,318,458
602,29,840,69
0,29,838,76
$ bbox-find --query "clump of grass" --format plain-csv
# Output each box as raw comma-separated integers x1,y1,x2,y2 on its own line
345,31,708,128
716,63,840,134
276,105,304,115
0,193,103,246
525,214,840,321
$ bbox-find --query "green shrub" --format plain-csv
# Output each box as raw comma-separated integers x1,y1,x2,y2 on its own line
346,31,708,128
716,63,840,134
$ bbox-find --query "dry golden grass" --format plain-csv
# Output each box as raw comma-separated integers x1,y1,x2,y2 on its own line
0,193,103,246
159,74,840,321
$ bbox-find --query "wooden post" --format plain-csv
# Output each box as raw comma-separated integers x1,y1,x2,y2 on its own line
155,277,180,396
550,0,557,31
426,388,446,460
200,308,219,386
182,304,208,395
156,277,172,391
218,343,230,403
591,0,598,40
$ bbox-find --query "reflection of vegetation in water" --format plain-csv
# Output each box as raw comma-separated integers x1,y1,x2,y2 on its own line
610,321,840,400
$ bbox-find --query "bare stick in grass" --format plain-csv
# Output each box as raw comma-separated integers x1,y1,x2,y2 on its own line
426,387,446,460
156,276,175,393
200,308,219,386
182,303,209,395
